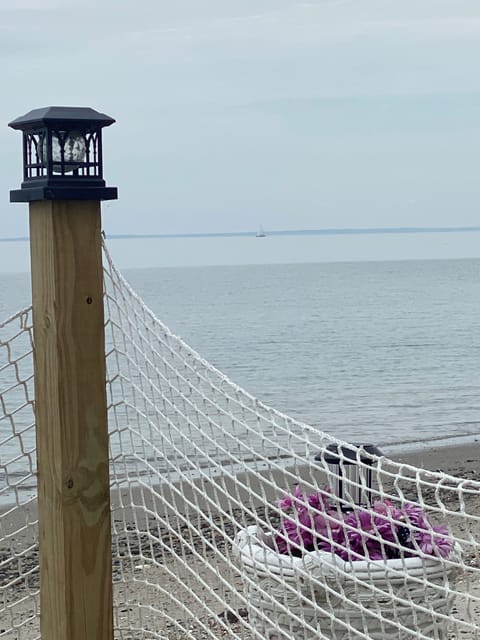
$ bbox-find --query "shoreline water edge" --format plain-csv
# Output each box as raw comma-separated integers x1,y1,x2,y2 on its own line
1,440,478,518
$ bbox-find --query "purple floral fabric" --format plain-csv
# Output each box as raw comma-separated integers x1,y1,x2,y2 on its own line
275,486,453,561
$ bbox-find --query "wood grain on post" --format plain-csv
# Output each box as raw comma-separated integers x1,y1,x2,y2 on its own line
29,200,113,640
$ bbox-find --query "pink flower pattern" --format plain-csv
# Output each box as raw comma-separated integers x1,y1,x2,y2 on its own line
275,486,454,561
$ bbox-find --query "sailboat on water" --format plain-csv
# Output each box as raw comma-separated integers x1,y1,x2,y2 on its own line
256,225,266,238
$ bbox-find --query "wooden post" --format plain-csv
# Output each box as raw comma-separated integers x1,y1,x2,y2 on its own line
29,199,113,640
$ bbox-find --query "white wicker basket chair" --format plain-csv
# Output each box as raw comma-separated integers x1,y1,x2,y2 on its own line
233,525,460,640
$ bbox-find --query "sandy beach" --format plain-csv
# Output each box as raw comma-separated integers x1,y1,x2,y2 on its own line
1,441,479,639
389,440,480,478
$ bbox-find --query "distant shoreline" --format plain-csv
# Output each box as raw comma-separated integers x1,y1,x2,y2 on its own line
2,226,480,243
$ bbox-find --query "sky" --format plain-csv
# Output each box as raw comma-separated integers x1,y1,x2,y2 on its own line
1,0,480,265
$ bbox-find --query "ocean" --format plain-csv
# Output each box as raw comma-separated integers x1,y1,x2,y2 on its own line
2,251,479,456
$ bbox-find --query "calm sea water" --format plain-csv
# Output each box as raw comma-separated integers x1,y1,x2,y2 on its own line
1,254,480,461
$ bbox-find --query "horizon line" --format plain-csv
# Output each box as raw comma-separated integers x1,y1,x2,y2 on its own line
2,225,480,243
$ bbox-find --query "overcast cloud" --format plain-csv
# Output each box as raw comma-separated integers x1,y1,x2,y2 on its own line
1,0,480,242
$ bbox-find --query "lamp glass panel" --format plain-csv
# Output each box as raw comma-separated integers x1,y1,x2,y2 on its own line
42,131,86,173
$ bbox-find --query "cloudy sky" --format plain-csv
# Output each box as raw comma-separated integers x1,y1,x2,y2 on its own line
1,0,480,245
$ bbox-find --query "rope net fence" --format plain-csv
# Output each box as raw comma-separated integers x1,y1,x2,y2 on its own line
0,243,478,639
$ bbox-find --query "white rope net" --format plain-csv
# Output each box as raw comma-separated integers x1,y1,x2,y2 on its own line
0,244,479,639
